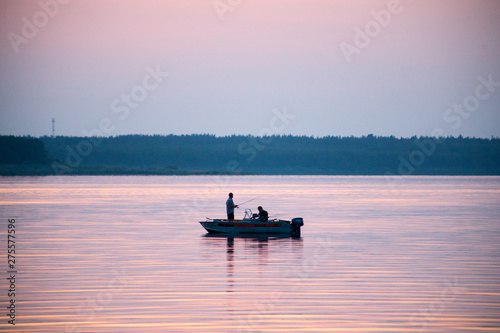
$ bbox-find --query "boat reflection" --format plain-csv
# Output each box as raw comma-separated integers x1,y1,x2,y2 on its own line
202,233,304,265
201,232,304,259
201,233,304,278
202,232,301,241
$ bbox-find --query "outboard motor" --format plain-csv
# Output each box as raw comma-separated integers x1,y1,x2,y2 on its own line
291,217,304,238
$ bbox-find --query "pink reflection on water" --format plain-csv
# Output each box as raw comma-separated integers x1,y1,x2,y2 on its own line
0,176,499,332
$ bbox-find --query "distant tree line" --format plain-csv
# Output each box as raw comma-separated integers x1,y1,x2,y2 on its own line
0,135,49,164
0,134,499,175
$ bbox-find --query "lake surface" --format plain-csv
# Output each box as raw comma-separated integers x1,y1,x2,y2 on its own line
0,175,499,332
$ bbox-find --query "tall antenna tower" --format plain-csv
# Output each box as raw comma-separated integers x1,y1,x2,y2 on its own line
52,117,55,138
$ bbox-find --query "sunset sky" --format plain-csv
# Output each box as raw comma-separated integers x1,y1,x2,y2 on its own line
1,0,499,138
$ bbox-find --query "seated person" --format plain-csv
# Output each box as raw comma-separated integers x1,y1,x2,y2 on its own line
257,206,268,222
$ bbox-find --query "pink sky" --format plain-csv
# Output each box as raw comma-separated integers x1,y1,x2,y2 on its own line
1,0,499,137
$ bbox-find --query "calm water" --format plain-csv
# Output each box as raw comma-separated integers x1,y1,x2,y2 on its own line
0,176,499,332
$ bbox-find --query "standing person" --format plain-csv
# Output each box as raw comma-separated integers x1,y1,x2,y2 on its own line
226,193,238,220
257,206,268,221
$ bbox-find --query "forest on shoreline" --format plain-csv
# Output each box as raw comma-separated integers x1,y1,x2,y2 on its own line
1,134,499,176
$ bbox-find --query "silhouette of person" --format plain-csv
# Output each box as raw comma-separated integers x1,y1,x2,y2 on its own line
226,193,238,220
257,206,268,221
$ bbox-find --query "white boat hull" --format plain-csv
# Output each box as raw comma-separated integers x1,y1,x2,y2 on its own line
200,218,303,237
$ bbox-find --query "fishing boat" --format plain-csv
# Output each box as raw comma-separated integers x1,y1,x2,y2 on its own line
199,209,304,237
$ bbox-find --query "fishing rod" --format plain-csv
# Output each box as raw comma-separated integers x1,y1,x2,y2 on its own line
236,195,265,207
